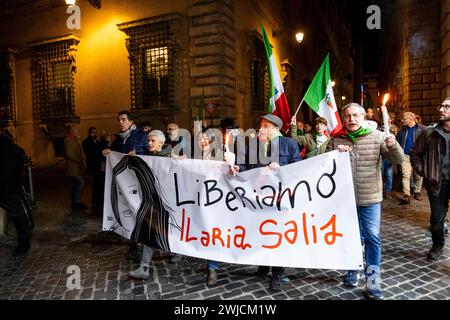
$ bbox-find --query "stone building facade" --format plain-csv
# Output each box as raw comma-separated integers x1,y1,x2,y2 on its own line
380,0,450,124
0,0,354,166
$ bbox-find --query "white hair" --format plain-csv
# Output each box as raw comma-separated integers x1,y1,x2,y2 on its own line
149,130,166,144
342,103,366,117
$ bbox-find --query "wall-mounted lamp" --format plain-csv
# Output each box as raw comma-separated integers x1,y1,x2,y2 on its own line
65,0,76,5
331,80,336,87
341,96,346,101
295,32,304,43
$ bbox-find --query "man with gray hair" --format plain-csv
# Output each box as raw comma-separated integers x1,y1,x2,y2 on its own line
327,103,404,300
396,111,426,204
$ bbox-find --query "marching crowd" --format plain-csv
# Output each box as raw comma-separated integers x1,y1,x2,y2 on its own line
1,98,450,300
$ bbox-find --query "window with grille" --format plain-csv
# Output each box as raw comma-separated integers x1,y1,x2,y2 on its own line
250,36,270,112
0,54,15,122
30,37,78,120
119,18,177,111
281,60,295,110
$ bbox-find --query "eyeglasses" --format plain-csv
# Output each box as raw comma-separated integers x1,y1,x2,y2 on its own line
437,104,450,111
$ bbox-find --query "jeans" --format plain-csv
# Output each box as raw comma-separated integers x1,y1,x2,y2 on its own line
0,191,32,245
427,181,450,247
357,204,382,274
208,261,218,270
71,176,85,204
381,159,393,193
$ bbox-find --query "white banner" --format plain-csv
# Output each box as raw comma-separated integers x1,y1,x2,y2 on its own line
103,150,363,270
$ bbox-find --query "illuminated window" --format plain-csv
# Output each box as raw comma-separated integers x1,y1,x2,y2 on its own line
30,36,79,120
119,18,178,111
143,46,169,107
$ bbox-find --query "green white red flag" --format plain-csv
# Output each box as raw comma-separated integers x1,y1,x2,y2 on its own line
261,23,291,131
303,54,343,136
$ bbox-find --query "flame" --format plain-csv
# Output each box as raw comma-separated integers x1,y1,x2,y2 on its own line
382,94,390,106
225,132,230,153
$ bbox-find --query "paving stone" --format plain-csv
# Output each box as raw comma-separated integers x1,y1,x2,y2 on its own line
0,180,449,301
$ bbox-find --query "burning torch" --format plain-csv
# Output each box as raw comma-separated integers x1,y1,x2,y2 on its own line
381,94,390,137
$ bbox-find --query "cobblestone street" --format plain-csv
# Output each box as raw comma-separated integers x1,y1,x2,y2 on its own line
0,173,449,300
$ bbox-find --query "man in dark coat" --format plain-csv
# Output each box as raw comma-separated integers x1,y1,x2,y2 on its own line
0,133,32,256
82,127,103,211
230,114,301,291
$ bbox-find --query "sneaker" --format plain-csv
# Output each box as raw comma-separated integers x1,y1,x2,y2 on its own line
414,193,423,201
206,269,218,286
129,264,150,280
343,270,360,287
399,195,410,205
169,254,182,264
427,245,444,260
13,243,30,257
365,285,384,300
270,274,282,291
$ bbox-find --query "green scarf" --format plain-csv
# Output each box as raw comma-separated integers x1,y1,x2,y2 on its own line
346,126,373,143
264,132,283,155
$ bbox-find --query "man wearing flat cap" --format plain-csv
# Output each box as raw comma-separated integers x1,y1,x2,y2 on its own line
230,114,301,291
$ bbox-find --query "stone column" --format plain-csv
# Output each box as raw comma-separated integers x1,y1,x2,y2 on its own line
442,0,450,98
188,0,236,125
403,0,441,123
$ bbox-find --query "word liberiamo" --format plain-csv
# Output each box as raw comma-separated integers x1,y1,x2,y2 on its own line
176,159,343,250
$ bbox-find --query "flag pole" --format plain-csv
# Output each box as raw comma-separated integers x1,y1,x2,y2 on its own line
293,96,305,118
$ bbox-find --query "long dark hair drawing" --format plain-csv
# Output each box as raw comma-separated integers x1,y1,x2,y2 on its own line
111,155,180,252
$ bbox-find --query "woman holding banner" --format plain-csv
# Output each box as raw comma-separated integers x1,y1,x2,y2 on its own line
128,130,173,280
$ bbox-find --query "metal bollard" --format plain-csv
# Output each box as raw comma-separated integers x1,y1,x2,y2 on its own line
25,156,36,208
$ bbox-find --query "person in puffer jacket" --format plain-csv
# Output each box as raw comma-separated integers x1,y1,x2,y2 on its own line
327,103,403,300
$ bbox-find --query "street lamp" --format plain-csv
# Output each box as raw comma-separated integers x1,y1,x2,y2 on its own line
295,32,304,43
65,0,76,5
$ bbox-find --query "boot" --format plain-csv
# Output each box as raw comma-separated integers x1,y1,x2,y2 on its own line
427,245,443,260
399,195,410,205
270,274,282,291
129,263,150,280
207,269,218,286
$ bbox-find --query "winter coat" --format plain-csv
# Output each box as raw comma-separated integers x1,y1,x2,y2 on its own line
64,137,86,177
327,130,404,206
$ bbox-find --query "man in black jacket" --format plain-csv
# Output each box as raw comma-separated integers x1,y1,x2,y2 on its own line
411,98,450,260
0,132,32,256
82,127,103,211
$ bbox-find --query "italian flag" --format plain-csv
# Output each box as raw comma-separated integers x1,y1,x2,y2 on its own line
304,54,343,136
261,23,291,132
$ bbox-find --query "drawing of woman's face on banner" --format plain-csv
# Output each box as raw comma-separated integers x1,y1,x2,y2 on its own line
114,168,143,238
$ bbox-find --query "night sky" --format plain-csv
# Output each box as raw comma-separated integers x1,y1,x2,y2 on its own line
343,0,387,75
